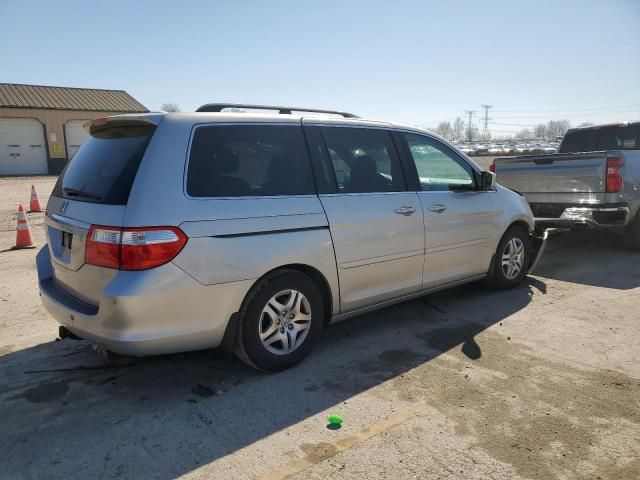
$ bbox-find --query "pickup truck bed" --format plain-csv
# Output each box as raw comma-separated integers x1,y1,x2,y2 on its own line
492,122,640,236
494,150,637,229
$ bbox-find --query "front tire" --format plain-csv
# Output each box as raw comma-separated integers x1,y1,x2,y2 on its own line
235,269,324,372
486,225,532,289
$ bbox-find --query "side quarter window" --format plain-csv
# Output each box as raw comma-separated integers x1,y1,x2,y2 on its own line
403,133,476,192
186,125,315,197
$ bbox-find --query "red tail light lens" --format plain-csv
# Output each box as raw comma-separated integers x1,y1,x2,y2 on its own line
605,155,624,193
85,226,187,271
120,227,187,270
489,162,496,173
85,226,121,269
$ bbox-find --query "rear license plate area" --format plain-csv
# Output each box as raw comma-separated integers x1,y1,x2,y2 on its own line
61,231,73,255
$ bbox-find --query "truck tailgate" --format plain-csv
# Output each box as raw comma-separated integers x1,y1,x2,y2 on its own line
494,152,607,194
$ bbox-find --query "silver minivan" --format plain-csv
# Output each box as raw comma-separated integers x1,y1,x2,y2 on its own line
37,104,545,371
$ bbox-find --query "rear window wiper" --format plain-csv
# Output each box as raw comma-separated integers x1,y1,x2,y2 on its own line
62,187,102,201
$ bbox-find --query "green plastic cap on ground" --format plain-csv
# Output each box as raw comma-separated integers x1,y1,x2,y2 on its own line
327,414,343,425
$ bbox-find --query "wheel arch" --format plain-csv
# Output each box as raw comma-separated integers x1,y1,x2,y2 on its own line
486,220,534,285
250,263,334,325
507,219,533,235
220,263,336,354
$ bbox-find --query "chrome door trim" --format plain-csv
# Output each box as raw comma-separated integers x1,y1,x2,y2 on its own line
329,274,486,323
44,213,91,235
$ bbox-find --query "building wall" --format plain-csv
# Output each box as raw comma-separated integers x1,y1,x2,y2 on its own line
0,107,133,174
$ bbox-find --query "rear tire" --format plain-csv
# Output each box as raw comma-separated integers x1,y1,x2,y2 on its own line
623,212,640,250
235,269,324,372
486,225,532,289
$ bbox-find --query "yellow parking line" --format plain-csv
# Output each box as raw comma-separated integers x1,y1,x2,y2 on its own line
259,410,415,480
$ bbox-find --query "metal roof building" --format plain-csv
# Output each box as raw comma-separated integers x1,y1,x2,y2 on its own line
0,83,148,175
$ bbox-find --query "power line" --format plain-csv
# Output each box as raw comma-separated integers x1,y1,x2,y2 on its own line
493,103,640,113
492,110,640,120
492,122,538,127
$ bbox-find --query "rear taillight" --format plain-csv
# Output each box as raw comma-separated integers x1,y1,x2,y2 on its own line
85,226,187,271
605,155,624,193
489,162,496,173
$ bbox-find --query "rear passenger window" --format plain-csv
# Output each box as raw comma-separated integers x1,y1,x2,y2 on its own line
321,127,405,193
187,125,315,197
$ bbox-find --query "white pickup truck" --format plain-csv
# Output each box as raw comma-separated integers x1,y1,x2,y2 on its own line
491,122,640,248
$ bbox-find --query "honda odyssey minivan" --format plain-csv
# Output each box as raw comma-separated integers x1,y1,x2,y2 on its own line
37,104,545,371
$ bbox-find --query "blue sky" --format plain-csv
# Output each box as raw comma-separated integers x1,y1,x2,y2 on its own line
1,0,639,135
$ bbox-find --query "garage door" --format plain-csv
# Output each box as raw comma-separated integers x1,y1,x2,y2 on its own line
0,118,48,175
64,120,90,160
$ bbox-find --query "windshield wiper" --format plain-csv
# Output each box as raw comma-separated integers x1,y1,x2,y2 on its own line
62,187,102,201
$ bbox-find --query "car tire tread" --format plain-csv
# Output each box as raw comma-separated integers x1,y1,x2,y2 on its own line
234,269,323,372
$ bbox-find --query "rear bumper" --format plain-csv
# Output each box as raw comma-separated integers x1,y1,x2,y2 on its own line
36,247,252,356
533,204,630,229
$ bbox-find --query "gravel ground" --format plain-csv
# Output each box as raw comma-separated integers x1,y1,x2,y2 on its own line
0,176,638,480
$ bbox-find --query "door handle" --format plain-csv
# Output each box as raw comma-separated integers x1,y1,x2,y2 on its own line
429,204,447,213
394,206,416,216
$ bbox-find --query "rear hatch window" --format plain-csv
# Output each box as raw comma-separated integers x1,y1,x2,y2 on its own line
52,123,155,205
560,125,640,153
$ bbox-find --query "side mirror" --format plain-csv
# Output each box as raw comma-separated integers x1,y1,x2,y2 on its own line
479,171,496,190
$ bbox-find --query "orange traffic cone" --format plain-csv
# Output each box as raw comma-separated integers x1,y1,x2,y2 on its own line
13,204,35,250
29,185,43,213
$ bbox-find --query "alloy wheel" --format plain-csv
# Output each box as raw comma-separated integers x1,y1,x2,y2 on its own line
501,237,525,280
259,289,312,355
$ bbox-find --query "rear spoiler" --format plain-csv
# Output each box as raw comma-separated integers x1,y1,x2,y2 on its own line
84,116,160,135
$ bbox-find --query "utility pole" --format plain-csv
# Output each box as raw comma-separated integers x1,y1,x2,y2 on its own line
481,104,492,141
464,110,476,142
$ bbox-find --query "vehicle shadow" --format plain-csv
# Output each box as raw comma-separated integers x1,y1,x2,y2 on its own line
0,279,539,479
533,229,640,289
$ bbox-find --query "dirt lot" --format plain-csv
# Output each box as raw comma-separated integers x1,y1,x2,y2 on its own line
0,176,639,480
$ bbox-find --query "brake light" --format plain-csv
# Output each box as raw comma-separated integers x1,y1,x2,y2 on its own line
85,226,121,268
605,155,624,193
489,162,495,173
85,226,187,270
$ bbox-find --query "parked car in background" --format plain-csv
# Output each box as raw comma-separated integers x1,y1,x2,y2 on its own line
459,145,476,155
37,104,545,372
492,121,640,248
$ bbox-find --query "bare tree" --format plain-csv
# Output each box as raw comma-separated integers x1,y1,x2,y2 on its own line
466,124,479,142
161,103,181,112
452,117,465,141
435,121,453,140
546,119,571,138
534,123,547,139
516,128,533,140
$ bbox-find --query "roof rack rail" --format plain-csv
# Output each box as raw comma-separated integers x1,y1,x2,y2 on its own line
195,103,359,118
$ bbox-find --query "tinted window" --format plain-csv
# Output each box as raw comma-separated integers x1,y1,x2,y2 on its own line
52,125,154,205
187,125,315,197
404,133,475,191
321,127,405,193
559,125,640,153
